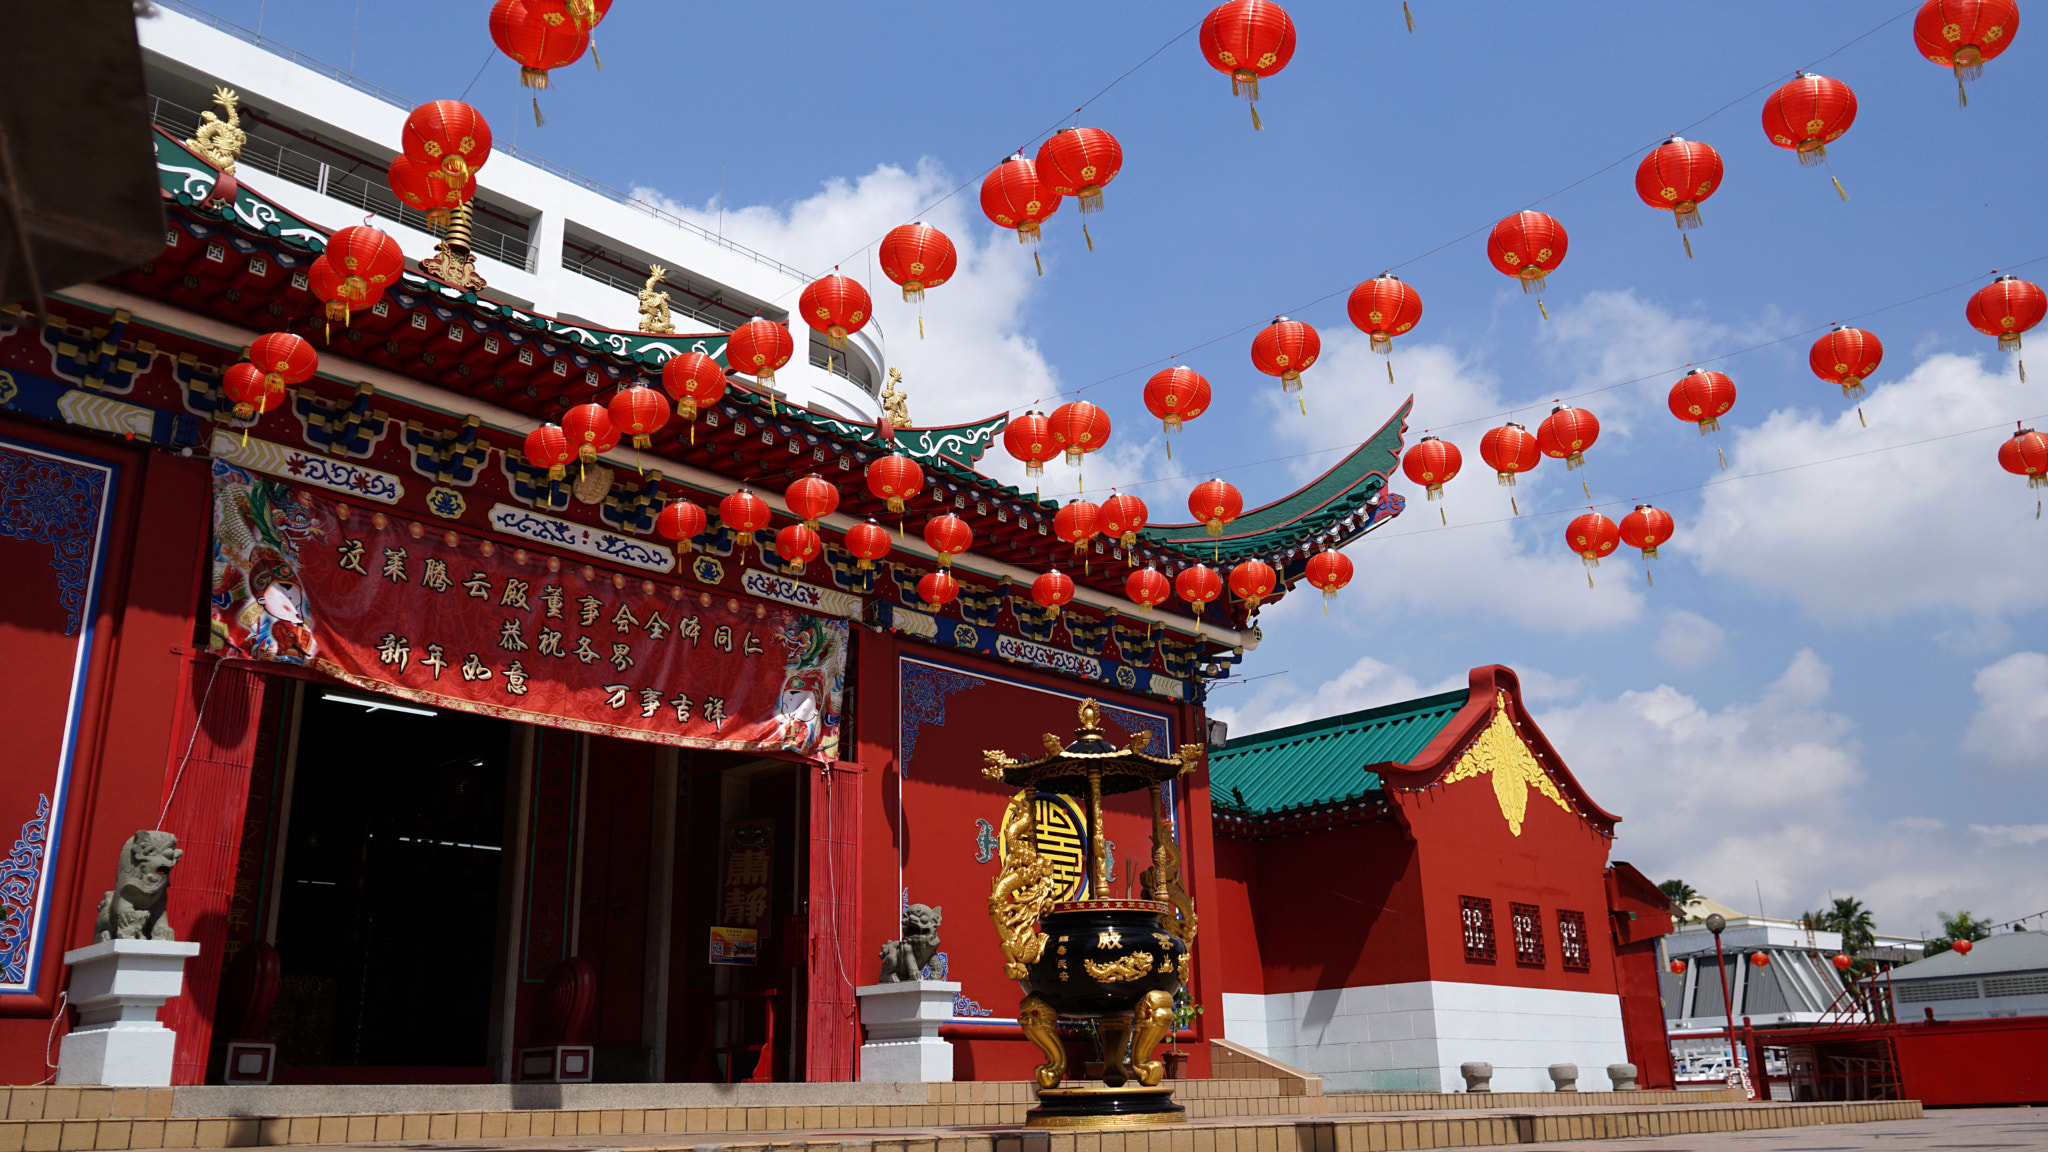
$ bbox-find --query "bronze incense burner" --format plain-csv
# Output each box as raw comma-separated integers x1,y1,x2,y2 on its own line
984,699,1203,1128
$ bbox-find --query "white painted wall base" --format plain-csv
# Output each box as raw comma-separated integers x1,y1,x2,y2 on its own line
1223,980,1628,1094
855,980,958,1082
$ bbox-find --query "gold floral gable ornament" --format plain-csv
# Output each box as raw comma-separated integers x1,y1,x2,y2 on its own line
1439,691,1571,836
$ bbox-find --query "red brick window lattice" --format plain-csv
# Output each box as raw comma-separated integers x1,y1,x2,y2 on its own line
1460,896,1496,963
1511,902,1546,967
1559,909,1591,971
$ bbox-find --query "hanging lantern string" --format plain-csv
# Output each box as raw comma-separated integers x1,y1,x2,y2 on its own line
1000,4,1925,415
768,17,1207,309
1028,249,2048,510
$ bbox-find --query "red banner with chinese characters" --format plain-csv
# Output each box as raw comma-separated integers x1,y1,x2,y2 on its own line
209,463,846,757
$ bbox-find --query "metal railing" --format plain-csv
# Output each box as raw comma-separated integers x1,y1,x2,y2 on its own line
150,94,538,272
153,0,814,284
559,256,738,332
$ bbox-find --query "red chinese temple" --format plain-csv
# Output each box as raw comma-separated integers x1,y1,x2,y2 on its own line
0,121,1666,1092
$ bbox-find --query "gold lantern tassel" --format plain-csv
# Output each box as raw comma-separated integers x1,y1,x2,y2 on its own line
532,97,545,126
2021,359,2028,383
1404,1,1414,31
1511,495,1520,516
1717,445,1727,471
1250,104,1263,132
1084,223,1094,252
1858,407,1867,428
1388,361,1395,384
1958,77,1968,108
1683,234,1694,259
1440,507,1447,526
1034,250,1043,277
1646,569,1655,587
1538,299,1550,320
590,39,601,70
1833,175,1848,201
919,313,925,340
1582,478,1591,499
1587,570,1595,590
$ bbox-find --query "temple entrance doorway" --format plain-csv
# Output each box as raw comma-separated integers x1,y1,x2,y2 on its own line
267,689,514,1082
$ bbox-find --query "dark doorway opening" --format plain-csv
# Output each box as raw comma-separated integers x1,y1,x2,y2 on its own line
269,691,512,1079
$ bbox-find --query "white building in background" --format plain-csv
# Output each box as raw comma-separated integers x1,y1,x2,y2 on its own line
1890,932,2048,1021
135,2,886,422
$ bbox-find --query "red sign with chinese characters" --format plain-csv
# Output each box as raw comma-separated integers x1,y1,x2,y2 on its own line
209,464,847,757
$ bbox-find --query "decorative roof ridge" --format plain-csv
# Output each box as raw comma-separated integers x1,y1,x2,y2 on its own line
1374,664,1623,829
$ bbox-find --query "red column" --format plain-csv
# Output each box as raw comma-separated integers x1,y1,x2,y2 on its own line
805,760,863,1081
156,656,268,1085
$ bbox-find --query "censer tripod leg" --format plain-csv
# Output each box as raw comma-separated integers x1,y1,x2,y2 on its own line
1130,989,1177,1087
1019,994,1066,1089
1096,1012,1137,1087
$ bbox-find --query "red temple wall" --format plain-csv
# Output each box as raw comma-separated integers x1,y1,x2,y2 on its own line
852,633,1214,1081
1236,821,1433,997
1395,777,1621,997
0,421,212,1085
1605,865,1678,1088
1209,835,1263,994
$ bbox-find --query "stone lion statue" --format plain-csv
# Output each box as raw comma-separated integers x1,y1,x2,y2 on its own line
95,830,183,942
877,903,941,983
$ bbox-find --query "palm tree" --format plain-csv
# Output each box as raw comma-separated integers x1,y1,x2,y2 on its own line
1659,879,1698,916
1825,896,1877,955
1924,910,1993,956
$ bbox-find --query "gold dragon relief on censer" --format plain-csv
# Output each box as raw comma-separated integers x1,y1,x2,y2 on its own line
1083,951,1158,982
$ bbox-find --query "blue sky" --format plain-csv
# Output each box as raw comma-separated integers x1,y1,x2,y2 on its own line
195,2,2048,938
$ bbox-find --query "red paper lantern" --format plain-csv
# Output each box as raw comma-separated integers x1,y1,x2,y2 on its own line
1175,563,1223,616
561,402,618,463
1619,504,1675,560
1251,316,1321,394
980,153,1060,245
1487,212,1569,295
1003,410,1057,477
322,225,404,317
1914,0,2019,104
1144,366,1211,436
719,489,771,534
1634,136,1723,231
489,0,590,88
918,570,960,608
775,523,823,572
1032,568,1077,614
847,519,892,569
221,362,285,420
1537,404,1601,470
1832,953,1853,971
306,256,350,327
1035,127,1123,213
1055,499,1101,558
1125,567,1172,611
387,155,471,228
785,473,840,529
1048,401,1112,466
655,497,707,552
1566,512,1621,567
799,274,872,349
1189,479,1243,536
878,223,958,303
247,332,318,386
1199,0,1297,126
1304,549,1352,600
1810,325,1885,399
866,453,925,513
1668,369,1736,433
403,100,493,183
1953,938,1975,955
1229,559,1276,608
727,317,794,384
1750,952,1771,968
607,384,670,449
1100,493,1149,549
1670,959,1688,975
1762,72,1858,165
524,424,574,480
661,350,727,420
1401,435,1462,500
1347,274,1423,352
923,513,973,566
1999,425,2048,488
1967,275,2047,351
1479,422,1541,485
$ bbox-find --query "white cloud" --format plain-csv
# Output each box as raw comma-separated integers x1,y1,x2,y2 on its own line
1209,653,1456,737
1688,352,2048,621
1964,651,2048,770
1656,609,1727,668
1537,650,2048,937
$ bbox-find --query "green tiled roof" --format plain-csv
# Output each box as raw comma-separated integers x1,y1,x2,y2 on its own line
1210,688,1469,816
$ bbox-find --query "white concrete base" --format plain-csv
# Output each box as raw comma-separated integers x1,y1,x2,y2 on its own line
57,939,202,1086
855,980,958,1083
1222,979,1629,1094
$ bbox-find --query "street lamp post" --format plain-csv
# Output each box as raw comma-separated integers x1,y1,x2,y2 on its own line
1706,913,1742,1093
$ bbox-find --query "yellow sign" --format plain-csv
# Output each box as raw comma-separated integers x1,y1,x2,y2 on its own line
709,926,758,966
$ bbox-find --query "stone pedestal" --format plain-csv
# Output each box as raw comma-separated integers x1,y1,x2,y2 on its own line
1460,1061,1493,1092
1548,1062,1580,1092
57,940,202,1086
1607,1062,1639,1091
855,980,958,1082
